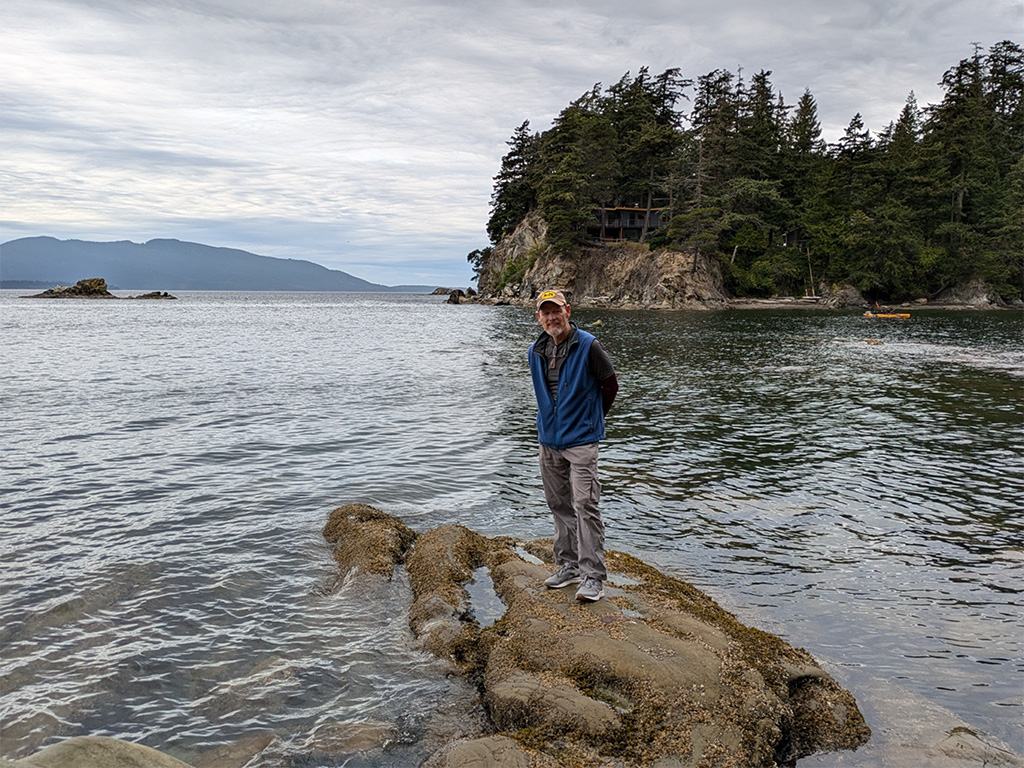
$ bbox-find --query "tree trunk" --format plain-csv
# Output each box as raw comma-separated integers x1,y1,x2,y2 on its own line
695,139,705,208
806,248,816,297
640,170,654,243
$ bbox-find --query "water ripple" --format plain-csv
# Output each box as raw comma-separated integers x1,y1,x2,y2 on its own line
1,294,1021,762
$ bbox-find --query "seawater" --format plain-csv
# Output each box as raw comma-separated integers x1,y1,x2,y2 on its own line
1,291,1021,766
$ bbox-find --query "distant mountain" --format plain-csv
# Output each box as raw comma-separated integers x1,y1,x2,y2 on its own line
0,237,439,292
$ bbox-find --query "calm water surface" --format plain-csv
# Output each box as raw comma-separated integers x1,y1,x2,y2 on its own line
1,291,1021,765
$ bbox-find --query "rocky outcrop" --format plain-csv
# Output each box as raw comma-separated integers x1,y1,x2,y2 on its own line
24,277,114,298
22,278,176,299
818,283,869,309
476,212,549,298
322,504,871,767
934,278,1004,307
322,503,417,578
0,735,190,767
473,213,728,310
131,291,176,300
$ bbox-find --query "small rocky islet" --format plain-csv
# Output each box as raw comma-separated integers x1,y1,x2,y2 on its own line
21,277,175,300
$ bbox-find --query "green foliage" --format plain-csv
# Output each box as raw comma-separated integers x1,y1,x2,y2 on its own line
485,43,1024,301
494,251,537,292
663,206,724,255
466,246,492,284
488,121,541,244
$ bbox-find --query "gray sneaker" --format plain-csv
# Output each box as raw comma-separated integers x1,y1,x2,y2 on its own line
575,576,604,602
544,564,581,589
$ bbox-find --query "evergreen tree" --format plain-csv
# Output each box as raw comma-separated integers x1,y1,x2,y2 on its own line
735,70,786,181
779,89,829,294
487,121,540,243
688,69,739,204
708,178,792,294
537,87,614,252
983,43,1024,296
787,89,826,155
832,113,875,208
780,91,827,215
926,49,994,225
605,68,689,239
466,247,492,284
920,43,1021,294
991,155,1024,297
984,40,1024,166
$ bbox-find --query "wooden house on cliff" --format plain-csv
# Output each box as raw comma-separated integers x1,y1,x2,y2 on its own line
589,206,666,243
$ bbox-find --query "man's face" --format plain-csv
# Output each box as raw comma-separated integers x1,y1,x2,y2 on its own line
536,301,571,340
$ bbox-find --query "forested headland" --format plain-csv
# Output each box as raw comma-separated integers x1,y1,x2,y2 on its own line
472,42,1022,304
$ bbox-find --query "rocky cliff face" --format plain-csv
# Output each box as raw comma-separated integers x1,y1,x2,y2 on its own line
476,212,729,309
471,212,1013,311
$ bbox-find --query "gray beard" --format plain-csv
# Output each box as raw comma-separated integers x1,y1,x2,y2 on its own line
544,320,569,339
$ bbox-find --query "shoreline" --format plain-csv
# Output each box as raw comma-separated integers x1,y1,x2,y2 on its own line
455,294,1018,311
723,297,1017,311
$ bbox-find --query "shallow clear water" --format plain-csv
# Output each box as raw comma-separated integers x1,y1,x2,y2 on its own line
1,291,1021,765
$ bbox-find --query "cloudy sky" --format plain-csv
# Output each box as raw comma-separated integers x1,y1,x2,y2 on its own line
1,0,1018,287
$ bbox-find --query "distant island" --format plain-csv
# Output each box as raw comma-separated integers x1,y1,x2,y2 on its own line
0,237,440,293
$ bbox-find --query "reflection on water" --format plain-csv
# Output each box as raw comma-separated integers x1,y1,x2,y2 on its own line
1,292,1020,764
588,307,1024,762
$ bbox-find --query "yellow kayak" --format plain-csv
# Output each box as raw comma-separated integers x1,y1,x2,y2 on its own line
863,312,911,318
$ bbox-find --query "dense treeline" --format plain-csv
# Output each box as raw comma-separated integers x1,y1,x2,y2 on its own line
479,42,1023,301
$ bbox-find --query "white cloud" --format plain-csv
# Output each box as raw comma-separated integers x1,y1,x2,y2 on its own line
1,0,1018,286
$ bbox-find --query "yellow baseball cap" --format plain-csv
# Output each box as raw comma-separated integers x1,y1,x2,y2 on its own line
536,289,567,308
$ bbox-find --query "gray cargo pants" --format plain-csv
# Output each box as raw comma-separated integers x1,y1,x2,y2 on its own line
539,442,607,580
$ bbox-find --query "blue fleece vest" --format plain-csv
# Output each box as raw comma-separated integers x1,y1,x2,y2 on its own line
529,328,605,450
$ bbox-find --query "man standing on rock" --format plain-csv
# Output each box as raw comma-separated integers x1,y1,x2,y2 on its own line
529,289,618,602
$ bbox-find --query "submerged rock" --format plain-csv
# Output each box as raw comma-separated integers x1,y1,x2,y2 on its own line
302,718,399,755
422,735,534,767
322,504,872,767
0,735,190,767
192,733,276,768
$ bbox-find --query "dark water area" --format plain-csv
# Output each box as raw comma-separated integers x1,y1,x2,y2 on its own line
1,291,1021,765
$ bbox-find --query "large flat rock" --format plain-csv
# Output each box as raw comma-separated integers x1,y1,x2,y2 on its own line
322,504,872,766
